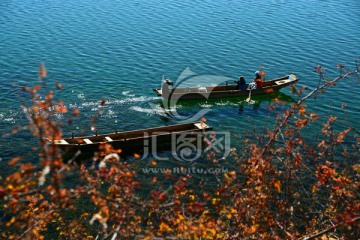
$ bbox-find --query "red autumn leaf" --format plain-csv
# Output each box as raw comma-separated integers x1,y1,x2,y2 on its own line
294,118,308,128
310,112,319,121
55,101,67,113
38,63,47,79
318,140,325,148
273,180,281,193
33,84,41,91
72,109,80,116
46,91,54,100
55,106,67,113
8,156,22,166
336,128,351,143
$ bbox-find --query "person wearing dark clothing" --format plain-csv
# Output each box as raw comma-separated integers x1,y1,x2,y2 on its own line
235,76,247,90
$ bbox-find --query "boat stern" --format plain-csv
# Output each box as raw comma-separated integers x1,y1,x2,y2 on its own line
153,88,163,96
46,138,73,151
289,74,299,83
194,122,212,130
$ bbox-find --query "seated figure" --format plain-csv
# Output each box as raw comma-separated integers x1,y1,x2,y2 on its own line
254,72,263,88
235,76,247,90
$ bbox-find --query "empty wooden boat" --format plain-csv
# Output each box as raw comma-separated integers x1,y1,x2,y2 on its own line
47,122,212,152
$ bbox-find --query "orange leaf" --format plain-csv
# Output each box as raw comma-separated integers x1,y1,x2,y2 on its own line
159,222,171,231
55,106,67,113
310,113,319,120
8,156,22,166
318,140,325,148
273,180,281,193
337,128,351,143
72,109,80,116
38,63,47,79
6,217,16,227
34,84,41,91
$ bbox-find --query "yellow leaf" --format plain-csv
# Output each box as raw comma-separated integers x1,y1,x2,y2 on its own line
248,224,258,234
211,198,219,205
6,217,16,227
159,222,171,231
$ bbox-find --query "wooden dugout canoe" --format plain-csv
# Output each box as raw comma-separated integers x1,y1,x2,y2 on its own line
153,74,299,101
47,122,212,152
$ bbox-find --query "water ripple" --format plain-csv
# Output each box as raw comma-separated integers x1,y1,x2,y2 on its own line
0,0,359,162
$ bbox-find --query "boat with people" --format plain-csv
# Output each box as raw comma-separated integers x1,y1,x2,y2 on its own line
47,121,212,152
153,74,299,101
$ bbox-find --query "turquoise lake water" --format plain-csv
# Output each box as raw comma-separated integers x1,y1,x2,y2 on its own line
0,0,359,165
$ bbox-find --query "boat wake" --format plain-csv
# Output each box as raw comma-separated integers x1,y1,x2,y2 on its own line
131,103,179,118
121,90,135,97
240,100,256,105
68,95,159,109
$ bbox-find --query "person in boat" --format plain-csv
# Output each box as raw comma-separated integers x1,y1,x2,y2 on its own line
236,76,247,90
254,71,263,88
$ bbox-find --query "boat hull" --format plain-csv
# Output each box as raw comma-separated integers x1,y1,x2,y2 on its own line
154,74,298,101
47,122,212,154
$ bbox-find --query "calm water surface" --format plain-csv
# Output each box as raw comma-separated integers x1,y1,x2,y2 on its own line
0,0,359,166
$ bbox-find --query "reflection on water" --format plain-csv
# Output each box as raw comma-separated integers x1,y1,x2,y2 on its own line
151,91,297,122
237,92,296,115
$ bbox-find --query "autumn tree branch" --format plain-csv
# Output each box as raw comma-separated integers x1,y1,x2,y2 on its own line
304,216,360,240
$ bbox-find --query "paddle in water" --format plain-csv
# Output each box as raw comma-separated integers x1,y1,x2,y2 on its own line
246,85,254,102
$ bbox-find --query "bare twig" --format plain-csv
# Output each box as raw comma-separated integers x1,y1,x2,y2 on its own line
297,70,358,106
17,209,54,239
260,68,358,157
57,150,81,173
303,216,360,240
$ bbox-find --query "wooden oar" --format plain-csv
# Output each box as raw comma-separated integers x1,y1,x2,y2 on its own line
246,85,254,102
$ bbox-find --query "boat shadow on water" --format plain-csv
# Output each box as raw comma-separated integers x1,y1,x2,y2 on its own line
154,91,297,120
236,91,297,114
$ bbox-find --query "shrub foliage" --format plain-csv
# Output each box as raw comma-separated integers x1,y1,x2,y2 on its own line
1,61,359,239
